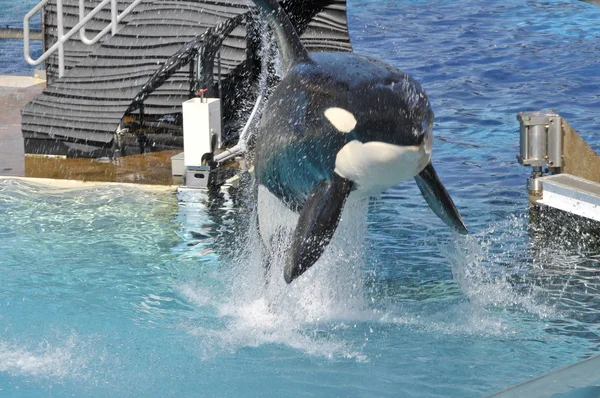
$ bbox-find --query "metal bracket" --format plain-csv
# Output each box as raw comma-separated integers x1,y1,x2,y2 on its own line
185,166,211,189
517,110,563,168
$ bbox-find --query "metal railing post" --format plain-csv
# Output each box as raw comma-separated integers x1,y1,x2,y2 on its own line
24,0,49,69
111,0,118,36
57,0,65,77
217,50,222,100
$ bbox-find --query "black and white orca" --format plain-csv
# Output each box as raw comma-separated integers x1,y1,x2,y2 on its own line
251,0,467,283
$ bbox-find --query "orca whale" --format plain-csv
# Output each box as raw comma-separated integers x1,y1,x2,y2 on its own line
251,0,467,283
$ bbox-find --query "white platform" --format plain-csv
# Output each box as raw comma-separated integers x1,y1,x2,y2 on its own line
488,354,600,397
536,174,600,222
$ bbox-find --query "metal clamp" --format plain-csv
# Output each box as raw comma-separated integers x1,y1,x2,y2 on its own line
517,110,563,169
517,110,565,200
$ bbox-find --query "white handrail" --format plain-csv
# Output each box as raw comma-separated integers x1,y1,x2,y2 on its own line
24,0,143,78
79,0,143,45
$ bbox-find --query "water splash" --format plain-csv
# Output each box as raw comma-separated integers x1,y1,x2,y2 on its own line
179,194,375,361
442,215,553,315
178,188,564,359
363,212,561,339
0,334,92,379
175,176,599,363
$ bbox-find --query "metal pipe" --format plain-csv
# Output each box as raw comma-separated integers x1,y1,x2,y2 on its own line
196,49,202,91
189,58,195,98
139,102,145,129
238,93,263,146
79,0,143,46
527,166,544,200
111,0,118,36
79,0,113,45
24,0,49,67
26,0,111,67
519,123,528,161
528,124,547,163
213,93,263,163
218,50,222,100
547,117,562,168
214,22,271,164
41,8,46,54
57,0,64,77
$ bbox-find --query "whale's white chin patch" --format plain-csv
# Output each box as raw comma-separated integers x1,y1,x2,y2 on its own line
334,140,430,196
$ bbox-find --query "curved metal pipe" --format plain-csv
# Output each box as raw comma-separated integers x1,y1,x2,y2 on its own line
213,92,263,163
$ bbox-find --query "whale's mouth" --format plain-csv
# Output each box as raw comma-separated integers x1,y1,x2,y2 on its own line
334,137,431,196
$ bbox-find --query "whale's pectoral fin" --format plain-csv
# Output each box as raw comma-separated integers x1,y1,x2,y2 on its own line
415,162,468,235
284,174,354,283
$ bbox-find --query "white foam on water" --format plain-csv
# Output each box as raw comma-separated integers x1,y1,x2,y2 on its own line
180,196,377,362
0,333,91,379
443,216,554,318
397,214,556,339
352,213,560,340
180,188,560,359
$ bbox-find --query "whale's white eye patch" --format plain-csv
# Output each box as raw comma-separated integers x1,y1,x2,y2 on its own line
324,107,357,133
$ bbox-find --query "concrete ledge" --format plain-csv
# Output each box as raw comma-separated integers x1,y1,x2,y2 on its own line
0,28,42,40
0,176,178,192
0,75,46,88
0,76,180,186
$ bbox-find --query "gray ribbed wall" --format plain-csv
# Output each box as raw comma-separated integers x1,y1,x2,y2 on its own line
22,0,352,157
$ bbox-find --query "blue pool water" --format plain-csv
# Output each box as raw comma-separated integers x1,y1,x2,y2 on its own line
2,0,600,396
0,0,42,75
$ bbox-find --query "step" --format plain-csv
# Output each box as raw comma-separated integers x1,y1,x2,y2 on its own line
535,174,600,222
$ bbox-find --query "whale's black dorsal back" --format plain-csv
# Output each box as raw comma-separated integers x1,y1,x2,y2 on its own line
251,0,311,71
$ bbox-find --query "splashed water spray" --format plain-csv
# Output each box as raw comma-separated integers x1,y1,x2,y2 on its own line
180,184,374,360
440,215,555,319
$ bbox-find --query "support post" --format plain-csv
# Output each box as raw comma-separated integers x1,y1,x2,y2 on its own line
57,0,64,77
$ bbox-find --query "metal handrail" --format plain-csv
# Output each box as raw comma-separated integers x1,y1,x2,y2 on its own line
79,0,142,45
24,0,143,78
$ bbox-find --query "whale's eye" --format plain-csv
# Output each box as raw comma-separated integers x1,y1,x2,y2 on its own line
324,107,357,133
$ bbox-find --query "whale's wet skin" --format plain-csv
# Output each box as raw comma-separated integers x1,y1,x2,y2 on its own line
2,0,600,396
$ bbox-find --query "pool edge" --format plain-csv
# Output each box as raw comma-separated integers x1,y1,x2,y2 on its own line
0,175,178,192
